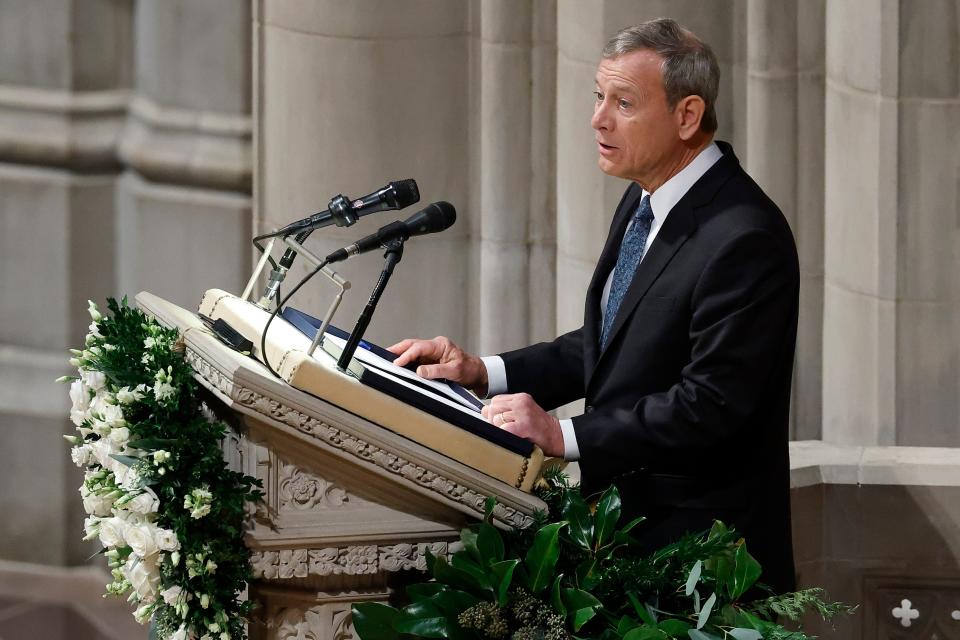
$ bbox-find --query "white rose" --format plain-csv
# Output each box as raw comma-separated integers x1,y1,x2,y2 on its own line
125,556,160,603
83,516,102,540
127,489,159,515
98,516,127,548
155,528,180,552
80,484,113,517
69,379,91,426
108,426,130,447
101,403,126,429
117,386,145,404
170,625,188,640
124,522,159,559
81,369,107,391
90,439,117,471
134,602,154,625
71,445,94,467
113,463,142,491
161,584,183,606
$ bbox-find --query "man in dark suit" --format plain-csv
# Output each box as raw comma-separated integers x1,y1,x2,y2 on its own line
390,18,798,593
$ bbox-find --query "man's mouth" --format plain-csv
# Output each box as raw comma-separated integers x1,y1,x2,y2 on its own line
597,140,617,154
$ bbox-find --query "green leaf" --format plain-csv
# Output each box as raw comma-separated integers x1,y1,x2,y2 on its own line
687,631,721,640
620,515,646,534
561,588,602,632
729,543,762,600
657,619,691,636
460,528,481,564
696,593,717,630
433,553,492,596
407,583,446,601
551,574,567,615
623,627,666,640
728,629,762,640
616,615,638,635
352,602,400,640
393,616,451,638
484,495,497,521
707,520,728,540
628,592,656,627
477,522,505,564
109,454,141,468
432,589,481,617
524,521,567,593
685,560,702,596
490,559,519,606
576,558,599,590
593,486,621,549
561,491,594,551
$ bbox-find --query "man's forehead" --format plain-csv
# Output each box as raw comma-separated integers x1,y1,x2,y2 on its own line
596,49,664,87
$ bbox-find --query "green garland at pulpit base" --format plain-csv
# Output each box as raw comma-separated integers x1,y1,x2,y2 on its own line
353,472,855,640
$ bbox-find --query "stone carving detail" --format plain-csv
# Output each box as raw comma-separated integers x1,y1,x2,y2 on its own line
184,346,535,529
276,606,323,640
331,606,355,640
892,598,920,627
250,542,448,579
278,462,348,510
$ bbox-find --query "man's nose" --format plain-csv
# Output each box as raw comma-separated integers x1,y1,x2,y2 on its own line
591,101,610,131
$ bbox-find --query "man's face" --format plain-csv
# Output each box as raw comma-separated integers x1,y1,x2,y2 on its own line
591,49,681,187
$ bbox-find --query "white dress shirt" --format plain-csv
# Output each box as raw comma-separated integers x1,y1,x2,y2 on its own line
482,142,723,459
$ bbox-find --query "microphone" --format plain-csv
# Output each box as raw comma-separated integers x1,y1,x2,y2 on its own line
277,179,420,237
324,201,456,264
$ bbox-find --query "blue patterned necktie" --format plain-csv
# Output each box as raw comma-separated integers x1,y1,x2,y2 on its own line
600,194,655,349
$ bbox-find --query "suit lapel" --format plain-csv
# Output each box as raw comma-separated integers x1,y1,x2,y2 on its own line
587,142,741,383
583,184,643,368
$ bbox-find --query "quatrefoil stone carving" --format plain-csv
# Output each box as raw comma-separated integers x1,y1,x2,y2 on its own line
892,599,920,627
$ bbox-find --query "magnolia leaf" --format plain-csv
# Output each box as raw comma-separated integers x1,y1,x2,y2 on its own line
729,543,762,600
616,615,639,635
551,574,566,615
433,553,492,596
407,583,446,601
477,521,505,564
393,616,450,638
483,495,497,521
576,558,599,590
561,491,594,551
685,560,702,596
524,521,567,593
728,628,763,640
620,515,647,535
352,602,401,640
431,589,481,617
707,520,728,540
593,486,621,549
561,588,602,631
687,630,722,640
491,559,519,606
658,619,691,635
696,593,717,630
623,627,666,640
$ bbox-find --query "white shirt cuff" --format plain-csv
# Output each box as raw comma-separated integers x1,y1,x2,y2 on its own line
559,418,581,461
480,355,508,397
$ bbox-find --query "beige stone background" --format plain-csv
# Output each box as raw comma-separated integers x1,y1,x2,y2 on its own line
0,0,958,638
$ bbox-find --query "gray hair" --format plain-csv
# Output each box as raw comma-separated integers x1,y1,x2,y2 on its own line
603,19,720,133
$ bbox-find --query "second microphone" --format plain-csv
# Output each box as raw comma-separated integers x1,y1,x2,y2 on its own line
324,201,456,264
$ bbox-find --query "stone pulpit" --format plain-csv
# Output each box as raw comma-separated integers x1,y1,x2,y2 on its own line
136,292,546,640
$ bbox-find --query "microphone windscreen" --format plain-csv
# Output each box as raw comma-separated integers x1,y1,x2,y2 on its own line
391,179,420,208
406,201,457,236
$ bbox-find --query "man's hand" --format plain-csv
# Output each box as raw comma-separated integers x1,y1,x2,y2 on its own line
388,336,489,396
482,393,564,458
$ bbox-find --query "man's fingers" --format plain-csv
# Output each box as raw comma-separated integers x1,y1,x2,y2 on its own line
391,340,440,368
386,338,416,356
416,362,460,381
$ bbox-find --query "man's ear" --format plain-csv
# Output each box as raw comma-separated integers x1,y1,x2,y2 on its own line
674,95,706,140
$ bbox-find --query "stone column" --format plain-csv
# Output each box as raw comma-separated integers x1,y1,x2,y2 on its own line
254,0,471,348
822,0,960,446
116,0,252,309
0,0,131,566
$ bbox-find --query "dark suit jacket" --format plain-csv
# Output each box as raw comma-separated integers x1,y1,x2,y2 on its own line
500,142,798,593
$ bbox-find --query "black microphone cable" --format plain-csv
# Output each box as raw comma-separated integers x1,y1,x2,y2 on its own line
259,257,329,380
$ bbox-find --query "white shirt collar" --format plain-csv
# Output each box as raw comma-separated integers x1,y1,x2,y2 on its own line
641,142,723,223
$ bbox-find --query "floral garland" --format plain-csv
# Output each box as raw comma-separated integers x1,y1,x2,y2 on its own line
63,299,263,640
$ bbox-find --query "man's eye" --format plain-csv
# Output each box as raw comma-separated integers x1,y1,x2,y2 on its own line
618,99,632,109
593,91,604,102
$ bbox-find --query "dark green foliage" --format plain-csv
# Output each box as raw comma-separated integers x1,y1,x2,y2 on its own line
353,474,853,640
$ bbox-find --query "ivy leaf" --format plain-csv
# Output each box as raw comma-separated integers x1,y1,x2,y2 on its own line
352,602,400,640
490,559,519,606
561,588,602,631
728,543,762,600
524,521,567,593
561,491,594,551
728,629,762,640
696,593,717,630
685,560,702,596
593,486,621,549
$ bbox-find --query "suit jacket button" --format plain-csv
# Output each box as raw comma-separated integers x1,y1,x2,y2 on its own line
585,405,594,413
